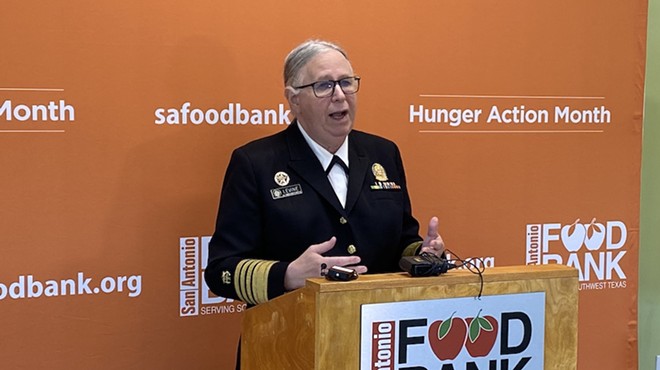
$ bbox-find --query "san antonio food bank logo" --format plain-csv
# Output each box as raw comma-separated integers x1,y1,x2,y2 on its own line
362,293,544,370
179,236,246,317
526,218,628,290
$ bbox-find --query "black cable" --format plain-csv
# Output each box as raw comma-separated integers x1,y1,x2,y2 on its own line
445,248,486,299
399,250,486,299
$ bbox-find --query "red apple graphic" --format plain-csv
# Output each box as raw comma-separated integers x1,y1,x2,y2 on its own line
561,218,586,252
584,217,606,251
428,312,467,361
465,309,498,357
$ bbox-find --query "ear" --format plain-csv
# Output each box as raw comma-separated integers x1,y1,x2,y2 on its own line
284,86,299,106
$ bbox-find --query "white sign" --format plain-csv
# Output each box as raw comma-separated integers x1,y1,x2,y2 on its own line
360,292,545,370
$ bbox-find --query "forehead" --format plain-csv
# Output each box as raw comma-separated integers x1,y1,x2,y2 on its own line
302,49,354,80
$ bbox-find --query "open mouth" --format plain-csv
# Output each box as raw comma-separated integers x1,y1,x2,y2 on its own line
329,110,349,120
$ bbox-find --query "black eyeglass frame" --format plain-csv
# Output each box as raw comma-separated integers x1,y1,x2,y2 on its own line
293,76,361,98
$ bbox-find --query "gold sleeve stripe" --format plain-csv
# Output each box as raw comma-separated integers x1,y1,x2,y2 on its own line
239,259,258,305
402,241,423,257
242,260,256,304
234,259,277,305
252,261,274,304
234,260,249,304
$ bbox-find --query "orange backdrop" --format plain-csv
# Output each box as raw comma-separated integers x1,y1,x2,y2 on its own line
1,0,646,369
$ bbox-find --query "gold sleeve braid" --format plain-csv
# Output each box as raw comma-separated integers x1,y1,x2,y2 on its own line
402,241,423,257
234,259,277,305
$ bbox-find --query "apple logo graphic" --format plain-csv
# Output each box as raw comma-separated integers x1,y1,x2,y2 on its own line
428,312,467,361
465,309,498,357
561,218,586,252
583,217,606,251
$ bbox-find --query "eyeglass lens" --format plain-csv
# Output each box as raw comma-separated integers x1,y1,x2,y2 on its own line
313,77,359,97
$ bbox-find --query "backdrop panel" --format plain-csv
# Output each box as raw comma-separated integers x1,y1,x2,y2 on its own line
1,1,646,369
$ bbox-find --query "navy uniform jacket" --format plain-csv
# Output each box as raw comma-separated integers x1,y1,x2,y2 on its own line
204,121,422,305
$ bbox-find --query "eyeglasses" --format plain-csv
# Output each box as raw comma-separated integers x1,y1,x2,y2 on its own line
293,76,361,98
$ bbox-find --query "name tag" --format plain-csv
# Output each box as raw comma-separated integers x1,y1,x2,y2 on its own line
270,184,303,200
370,181,402,190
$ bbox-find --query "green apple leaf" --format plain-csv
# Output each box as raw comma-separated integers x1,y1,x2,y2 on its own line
438,312,456,339
469,318,481,343
478,317,493,331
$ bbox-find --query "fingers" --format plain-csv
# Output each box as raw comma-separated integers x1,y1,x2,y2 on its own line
325,255,363,269
307,238,363,267
307,237,337,254
421,239,445,254
427,216,439,238
285,237,369,290
422,216,445,256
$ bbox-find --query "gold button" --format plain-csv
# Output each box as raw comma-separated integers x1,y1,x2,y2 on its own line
347,244,356,254
339,217,347,224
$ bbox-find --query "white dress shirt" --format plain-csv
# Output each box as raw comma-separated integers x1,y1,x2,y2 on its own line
297,124,349,208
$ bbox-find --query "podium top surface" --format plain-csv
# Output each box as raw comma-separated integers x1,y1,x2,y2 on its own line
305,264,577,293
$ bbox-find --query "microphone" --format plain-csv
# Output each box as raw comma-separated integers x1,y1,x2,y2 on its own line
399,252,457,277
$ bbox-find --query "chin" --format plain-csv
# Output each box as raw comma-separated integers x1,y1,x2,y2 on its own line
334,123,353,137
331,117,353,129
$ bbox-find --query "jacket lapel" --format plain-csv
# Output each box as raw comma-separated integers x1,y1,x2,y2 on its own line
285,122,346,214
345,135,369,215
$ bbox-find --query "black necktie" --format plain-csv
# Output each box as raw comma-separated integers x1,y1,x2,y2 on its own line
325,155,349,175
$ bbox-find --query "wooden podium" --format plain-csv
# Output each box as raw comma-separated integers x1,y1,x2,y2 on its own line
241,264,578,369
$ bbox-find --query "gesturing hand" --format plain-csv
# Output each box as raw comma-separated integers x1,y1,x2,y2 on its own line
284,237,368,291
420,216,446,257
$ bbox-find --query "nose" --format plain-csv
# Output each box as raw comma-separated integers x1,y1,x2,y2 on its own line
331,82,346,101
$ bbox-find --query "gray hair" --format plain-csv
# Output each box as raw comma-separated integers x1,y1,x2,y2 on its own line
283,40,349,87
